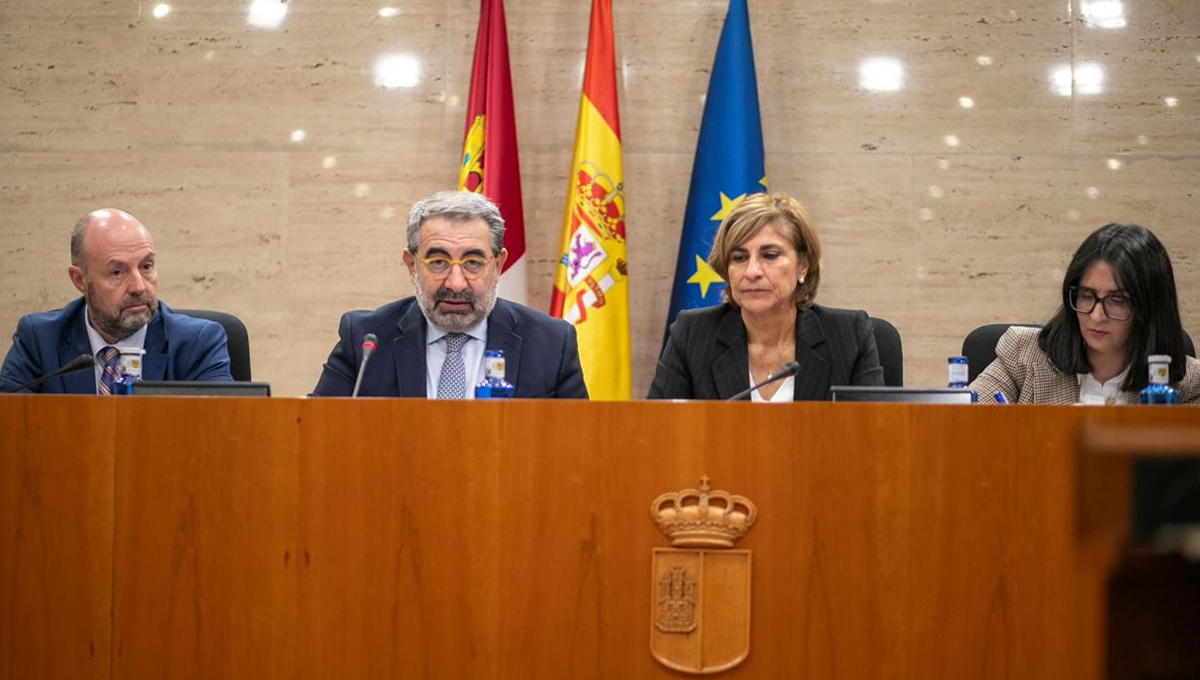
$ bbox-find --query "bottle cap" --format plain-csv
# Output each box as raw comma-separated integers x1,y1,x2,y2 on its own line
1148,354,1171,364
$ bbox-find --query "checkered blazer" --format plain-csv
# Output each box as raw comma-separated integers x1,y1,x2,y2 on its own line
971,326,1200,405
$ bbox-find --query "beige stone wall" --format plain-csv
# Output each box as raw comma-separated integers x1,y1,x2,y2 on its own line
2,0,1197,396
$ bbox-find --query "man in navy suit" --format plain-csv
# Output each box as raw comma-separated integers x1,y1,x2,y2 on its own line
0,209,233,393
312,191,588,398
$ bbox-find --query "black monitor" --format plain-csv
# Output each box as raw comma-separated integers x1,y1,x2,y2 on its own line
830,386,977,404
131,380,271,397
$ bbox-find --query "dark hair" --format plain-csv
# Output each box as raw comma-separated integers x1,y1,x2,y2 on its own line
1038,223,1187,391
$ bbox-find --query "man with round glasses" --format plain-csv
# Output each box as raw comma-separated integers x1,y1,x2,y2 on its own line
311,191,588,399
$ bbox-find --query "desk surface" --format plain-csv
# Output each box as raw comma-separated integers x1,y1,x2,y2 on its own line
3,396,1198,679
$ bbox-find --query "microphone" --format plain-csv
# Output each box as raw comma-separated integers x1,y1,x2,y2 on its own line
727,360,800,402
350,333,378,398
2,353,96,393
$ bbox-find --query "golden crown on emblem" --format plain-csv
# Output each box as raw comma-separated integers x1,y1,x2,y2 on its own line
650,476,758,548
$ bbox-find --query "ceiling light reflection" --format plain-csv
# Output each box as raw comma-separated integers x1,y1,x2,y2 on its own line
1165,96,1179,108
374,53,421,89
959,96,975,108
290,129,307,143
943,134,960,148
322,156,337,169
976,55,993,66
378,7,399,17
1081,0,1127,29
858,58,904,92
1106,158,1122,170
1051,63,1105,96
247,0,288,29
152,3,171,18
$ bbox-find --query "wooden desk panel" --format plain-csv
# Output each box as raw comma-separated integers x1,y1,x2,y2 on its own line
110,398,303,680
0,396,114,680
3,396,1199,679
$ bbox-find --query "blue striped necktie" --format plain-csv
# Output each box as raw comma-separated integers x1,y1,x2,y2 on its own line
97,347,121,395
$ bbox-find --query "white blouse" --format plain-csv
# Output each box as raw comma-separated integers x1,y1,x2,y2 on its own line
749,370,795,402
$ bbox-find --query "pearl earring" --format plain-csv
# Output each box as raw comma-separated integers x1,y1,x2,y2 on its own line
799,275,805,284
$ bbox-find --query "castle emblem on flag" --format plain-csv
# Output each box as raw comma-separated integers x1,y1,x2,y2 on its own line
649,476,756,674
458,114,486,192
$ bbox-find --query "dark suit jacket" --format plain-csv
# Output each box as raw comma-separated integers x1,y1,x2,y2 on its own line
647,303,884,400
311,297,589,399
0,297,234,393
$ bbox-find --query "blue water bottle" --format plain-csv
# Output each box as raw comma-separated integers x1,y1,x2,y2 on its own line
113,347,146,395
475,350,514,399
1138,355,1176,405
947,356,969,389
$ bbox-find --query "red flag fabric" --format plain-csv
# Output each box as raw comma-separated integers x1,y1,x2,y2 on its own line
459,0,527,302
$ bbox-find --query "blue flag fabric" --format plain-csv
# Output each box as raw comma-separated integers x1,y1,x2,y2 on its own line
664,0,765,331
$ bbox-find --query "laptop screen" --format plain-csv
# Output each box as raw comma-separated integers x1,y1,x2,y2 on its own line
830,386,977,404
131,381,271,397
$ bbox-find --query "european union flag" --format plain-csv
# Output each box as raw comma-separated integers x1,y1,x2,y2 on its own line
664,0,765,331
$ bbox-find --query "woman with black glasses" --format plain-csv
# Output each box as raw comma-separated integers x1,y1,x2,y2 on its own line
972,223,1200,404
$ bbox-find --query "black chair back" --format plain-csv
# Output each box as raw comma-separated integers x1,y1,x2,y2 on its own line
176,309,252,382
870,316,903,387
961,323,1196,383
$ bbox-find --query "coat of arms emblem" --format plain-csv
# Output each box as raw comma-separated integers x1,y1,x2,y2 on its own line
650,476,757,674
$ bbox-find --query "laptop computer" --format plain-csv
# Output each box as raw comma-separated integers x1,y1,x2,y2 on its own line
830,386,977,404
131,380,271,397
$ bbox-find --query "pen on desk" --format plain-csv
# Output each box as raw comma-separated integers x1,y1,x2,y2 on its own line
993,392,1009,404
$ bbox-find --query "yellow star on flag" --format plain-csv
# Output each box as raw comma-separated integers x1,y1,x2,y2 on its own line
710,192,746,222
686,255,725,299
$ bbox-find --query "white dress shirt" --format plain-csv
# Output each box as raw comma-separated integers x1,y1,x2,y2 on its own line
1076,365,1130,405
425,318,488,399
84,306,148,394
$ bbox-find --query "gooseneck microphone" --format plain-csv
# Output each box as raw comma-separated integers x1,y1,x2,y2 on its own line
727,360,801,402
350,333,378,398
2,353,96,393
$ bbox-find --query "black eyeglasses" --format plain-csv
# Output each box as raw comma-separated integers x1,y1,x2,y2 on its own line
1069,286,1133,321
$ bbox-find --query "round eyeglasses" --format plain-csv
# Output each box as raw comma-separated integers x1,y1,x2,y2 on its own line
418,255,492,280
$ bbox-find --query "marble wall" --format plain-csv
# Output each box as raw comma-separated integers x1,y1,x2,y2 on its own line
2,0,1197,396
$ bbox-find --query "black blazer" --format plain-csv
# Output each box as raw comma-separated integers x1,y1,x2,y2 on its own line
647,303,884,400
311,297,588,398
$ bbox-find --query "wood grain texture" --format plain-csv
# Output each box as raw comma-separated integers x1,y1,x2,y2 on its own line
4,397,1199,679
0,395,114,680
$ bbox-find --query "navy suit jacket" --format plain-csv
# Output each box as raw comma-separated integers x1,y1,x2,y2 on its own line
0,297,234,394
647,303,885,400
311,297,589,399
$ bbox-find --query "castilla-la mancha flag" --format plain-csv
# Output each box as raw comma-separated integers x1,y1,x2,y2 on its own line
458,0,527,303
550,0,630,399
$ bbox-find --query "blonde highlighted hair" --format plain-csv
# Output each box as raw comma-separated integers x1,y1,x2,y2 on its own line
707,192,821,308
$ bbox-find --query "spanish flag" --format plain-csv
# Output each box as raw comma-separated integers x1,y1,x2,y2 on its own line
458,0,527,303
550,0,630,400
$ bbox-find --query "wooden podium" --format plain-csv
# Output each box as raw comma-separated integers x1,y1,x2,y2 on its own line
2,395,1197,679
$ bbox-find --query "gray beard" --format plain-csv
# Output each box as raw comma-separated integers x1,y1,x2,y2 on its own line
87,286,157,340
413,275,499,332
